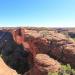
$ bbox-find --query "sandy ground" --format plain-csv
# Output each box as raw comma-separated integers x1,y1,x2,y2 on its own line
0,57,18,75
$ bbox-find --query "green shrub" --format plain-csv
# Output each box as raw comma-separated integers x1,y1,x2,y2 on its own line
48,72,58,75
48,64,75,75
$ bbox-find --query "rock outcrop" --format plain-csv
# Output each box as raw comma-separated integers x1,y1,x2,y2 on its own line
21,28,75,67
35,54,61,72
24,54,61,75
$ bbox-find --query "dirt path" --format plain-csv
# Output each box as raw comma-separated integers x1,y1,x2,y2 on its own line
0,57,18,75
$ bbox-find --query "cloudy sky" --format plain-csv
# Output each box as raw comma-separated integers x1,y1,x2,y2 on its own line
0,0,75,27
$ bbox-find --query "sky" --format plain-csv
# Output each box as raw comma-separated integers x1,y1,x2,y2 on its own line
0,0,75,27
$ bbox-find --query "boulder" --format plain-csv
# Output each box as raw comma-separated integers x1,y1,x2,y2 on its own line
34,54,61,73
24,54,61,75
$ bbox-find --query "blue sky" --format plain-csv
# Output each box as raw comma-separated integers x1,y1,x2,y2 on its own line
0,0,75,27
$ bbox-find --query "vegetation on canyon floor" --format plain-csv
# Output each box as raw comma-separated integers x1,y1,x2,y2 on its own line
72,38,75,41
48,64,75,75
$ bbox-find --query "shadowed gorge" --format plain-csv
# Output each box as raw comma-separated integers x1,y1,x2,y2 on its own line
0,30,34,75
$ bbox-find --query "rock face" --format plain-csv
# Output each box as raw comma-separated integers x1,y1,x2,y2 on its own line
21,28,75,67
0,57,18,75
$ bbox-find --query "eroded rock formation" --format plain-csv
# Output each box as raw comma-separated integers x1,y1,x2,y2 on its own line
21,28,75,67
35,54,61,73
24,54,61,75
1,28,75,75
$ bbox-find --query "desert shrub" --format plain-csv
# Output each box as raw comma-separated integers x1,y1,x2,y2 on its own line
48,64,75,75
40,30,49,37
72,38,75,41
48,72,59,75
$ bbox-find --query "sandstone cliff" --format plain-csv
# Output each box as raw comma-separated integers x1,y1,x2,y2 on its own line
21,28,75,67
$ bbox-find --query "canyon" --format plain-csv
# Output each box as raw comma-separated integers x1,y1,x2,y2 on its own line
0,28,75,75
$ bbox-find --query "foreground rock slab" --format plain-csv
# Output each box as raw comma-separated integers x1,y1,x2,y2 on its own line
0,57,18,75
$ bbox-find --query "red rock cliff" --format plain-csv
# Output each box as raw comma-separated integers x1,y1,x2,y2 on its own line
12,28,75,75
